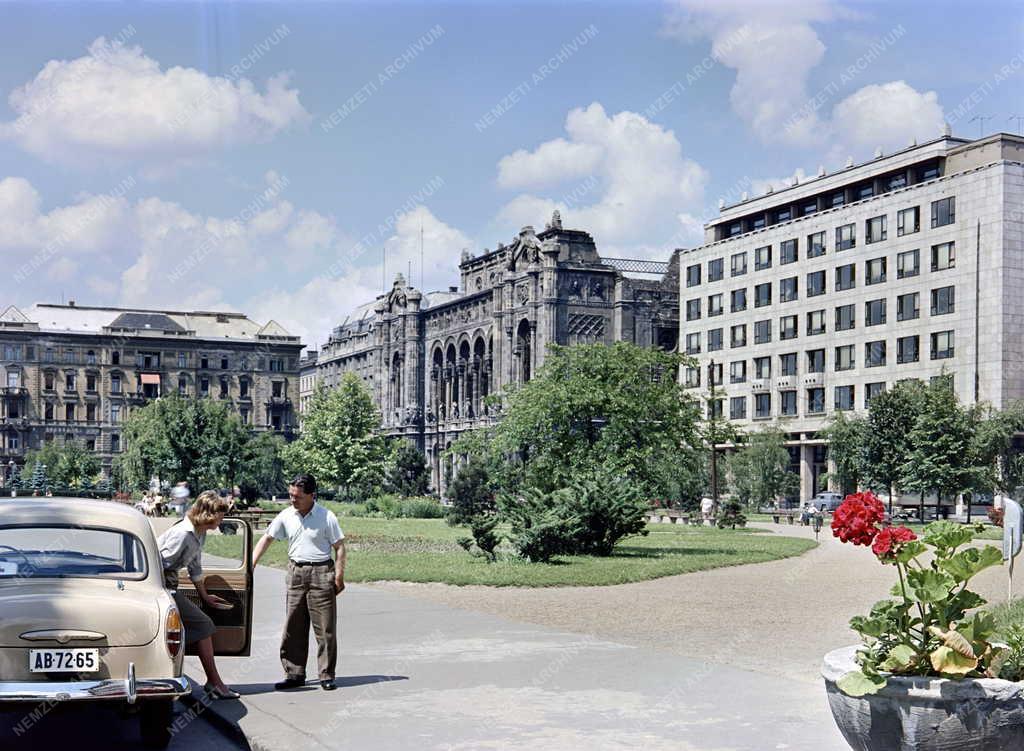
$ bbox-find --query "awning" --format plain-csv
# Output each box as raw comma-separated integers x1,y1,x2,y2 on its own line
140,373,161,385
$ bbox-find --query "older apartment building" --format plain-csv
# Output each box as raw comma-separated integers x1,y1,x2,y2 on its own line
680,132,1024,501
0,303,303,482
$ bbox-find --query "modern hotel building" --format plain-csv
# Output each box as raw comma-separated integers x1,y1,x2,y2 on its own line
679,132,1024,501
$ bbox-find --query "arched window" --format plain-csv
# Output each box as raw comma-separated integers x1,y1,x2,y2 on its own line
516,319,532,383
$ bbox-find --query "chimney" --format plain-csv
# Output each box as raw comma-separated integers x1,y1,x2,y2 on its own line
449,286,458,293
68,300,75,307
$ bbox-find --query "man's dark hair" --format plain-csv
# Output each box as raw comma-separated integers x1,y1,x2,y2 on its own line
289,473,317,496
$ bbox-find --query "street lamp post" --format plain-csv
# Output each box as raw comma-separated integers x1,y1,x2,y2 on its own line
707,359,719,510
7,460,13,497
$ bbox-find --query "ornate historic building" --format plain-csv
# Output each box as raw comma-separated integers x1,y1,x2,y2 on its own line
0,302,303,483
313,213,679,492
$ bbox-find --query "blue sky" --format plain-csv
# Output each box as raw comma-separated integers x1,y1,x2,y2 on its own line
1,0,1022,348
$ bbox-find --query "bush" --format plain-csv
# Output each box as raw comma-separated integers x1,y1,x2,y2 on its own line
499,472,649,562
364,495,445,519
456,514,503,562
385,442,430,497
399,497,445,519
365,494,402,518
446,457,495,525
716,497,748,529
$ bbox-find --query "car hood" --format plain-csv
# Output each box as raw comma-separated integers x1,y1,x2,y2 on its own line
0,578,162,648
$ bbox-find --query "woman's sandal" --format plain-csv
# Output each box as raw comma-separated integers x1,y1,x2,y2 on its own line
204,684,240,700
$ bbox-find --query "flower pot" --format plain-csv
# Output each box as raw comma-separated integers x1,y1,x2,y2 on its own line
822,645,1024,750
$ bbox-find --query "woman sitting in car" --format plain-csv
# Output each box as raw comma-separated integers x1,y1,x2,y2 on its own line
156,490,239,699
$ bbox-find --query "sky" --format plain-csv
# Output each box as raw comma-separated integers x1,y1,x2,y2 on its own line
1,0,1022,351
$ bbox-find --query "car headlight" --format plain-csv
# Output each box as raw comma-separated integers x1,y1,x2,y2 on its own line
165,606,183,657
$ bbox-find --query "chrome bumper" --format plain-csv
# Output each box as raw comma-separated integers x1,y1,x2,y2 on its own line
0,663,189,703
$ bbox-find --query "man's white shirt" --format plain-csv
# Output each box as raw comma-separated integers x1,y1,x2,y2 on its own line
266,502,344,563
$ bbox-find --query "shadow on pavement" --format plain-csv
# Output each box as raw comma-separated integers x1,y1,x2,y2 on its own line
229,675,408,695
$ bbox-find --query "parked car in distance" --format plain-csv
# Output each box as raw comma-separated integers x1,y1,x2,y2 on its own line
0,498,254,747
811,492,844,512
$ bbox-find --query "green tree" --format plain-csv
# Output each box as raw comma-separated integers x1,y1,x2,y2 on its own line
283,375,386,496
900,378,976,515
863,380,924,511
966,402,1024,495
821,411,868,496
727,427,799,507
489,342,702,498
238,431,287,502
24,440,100,490
384,441,430,497
118,394,250,491
27,461,50,494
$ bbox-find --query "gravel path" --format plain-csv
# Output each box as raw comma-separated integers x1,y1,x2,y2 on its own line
370,522,1021,684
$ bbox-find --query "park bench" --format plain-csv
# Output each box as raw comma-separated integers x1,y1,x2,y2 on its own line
235,508,280,531
765,509,797,525
645,509,691,525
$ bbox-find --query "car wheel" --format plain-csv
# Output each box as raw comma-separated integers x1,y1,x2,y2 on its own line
139,699,173,749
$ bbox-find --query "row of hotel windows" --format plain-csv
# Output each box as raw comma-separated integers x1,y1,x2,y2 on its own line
684,291,955,353
685,332,954,389
685,244,955,321
0,345,288,372
708,381,919,420
1,435,119,454
718,162,944,238
28,401,257,426
688,197,956,287
29,371,269,398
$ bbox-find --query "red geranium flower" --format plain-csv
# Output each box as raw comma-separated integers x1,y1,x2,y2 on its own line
831,492,886,546
871,525,917,560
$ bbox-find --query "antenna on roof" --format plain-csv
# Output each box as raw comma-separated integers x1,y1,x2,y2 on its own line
817,164,826,177
969,115,992,139
382,246,387,293
942,121,952,137
420,222,424,291
874,147,883,158
1009,115,1024,135
845,156,854,168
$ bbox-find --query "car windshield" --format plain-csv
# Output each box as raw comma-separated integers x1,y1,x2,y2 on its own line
0,526,147,580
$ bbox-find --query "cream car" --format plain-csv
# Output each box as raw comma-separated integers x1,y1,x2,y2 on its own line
0,498,253,748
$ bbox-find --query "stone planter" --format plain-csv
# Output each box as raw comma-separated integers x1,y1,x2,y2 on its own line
822,645,1024,751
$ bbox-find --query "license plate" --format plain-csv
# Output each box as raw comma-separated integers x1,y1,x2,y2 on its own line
29,649,100,673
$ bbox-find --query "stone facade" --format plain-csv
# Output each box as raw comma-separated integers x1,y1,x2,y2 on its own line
681,132,1024,503
316,214,679,492
0,303,303,482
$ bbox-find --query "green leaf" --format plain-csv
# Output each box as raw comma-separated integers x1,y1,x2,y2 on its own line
894,541,927,564
879,644,918,673
849,615,887,639
906,569,956,603
938,546,1003,583
922,521,975,551
837,670,887,697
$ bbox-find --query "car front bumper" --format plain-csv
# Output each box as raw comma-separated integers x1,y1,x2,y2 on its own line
0,663,189,703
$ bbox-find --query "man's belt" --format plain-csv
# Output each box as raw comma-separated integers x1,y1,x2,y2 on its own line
290,559,332,567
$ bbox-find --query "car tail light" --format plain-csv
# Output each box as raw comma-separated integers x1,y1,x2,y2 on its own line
165,607,183,657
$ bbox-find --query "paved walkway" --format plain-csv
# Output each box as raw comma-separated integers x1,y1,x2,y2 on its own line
188,559,849,750
372,522,1020,683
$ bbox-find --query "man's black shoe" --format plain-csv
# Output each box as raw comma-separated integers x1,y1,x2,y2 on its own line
274,677,306,690
320,679,337,691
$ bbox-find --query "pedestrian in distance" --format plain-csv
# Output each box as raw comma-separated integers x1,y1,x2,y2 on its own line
156,490,239,699
253,473,347,691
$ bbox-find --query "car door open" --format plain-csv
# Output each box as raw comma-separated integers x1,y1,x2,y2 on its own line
177,517,254,657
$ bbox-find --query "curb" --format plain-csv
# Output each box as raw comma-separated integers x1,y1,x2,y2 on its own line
177,677,252,751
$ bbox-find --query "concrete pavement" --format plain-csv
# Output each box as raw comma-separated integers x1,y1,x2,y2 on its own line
187,560,848,751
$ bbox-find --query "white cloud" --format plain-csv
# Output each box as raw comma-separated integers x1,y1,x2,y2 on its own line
0,176,132,260
247,205,472,347
665,2,946,160
494,102,707,254
1,37,308,171
497,139,603,190
831,81,945,153
664,1,838,145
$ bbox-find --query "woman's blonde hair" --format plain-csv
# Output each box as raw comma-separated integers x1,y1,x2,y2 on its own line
187,490,231,526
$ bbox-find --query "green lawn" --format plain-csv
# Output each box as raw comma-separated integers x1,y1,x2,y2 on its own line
205,518,816,587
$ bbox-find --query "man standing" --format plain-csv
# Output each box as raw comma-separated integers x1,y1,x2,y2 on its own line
253,474,346,691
